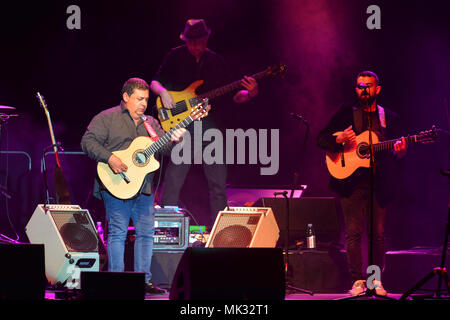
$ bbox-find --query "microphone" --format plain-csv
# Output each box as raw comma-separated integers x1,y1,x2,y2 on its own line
273,191,288,197
290,112,308,124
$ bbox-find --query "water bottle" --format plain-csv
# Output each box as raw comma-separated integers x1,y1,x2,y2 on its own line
96,221,105,245
306,223,316,249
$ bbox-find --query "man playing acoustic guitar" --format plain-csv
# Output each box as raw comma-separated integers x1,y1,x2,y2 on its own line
81,78,186,294
317,70,407,297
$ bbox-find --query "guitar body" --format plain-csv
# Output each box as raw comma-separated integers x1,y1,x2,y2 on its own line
325,130,379,180
156,80,204,132
97,136,161,199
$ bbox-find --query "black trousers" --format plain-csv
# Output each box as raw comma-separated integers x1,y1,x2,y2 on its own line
340,186,386,282
160,159,228,227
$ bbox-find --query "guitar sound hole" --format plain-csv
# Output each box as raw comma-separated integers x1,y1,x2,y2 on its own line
357,143,370,159
135,152,147,164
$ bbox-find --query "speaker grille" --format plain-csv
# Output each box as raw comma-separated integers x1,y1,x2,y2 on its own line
50,211,99,252
210,213,261,247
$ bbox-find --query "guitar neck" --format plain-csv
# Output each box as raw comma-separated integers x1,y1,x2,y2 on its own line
198,69,269,100
42,105,62,168
373,135,419,152
144,116,194,155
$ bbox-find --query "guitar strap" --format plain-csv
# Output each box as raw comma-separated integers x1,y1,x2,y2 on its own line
141,115,159,142
377,105,386,129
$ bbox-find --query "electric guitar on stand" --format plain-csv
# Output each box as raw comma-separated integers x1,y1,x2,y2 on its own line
155,63,287,132
97,99,209,199
326,126,437,179
37,92,71,204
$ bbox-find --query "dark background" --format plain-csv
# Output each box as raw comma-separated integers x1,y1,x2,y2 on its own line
0,0,448,251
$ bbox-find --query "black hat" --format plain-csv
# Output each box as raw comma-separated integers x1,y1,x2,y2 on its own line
180,19,211,41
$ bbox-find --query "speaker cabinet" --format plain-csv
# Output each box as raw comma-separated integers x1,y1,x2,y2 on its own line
169,248,285,300
25,204,100,288
150,250,185,289
205,207,279,248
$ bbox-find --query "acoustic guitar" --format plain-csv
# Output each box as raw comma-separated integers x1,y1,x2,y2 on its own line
326,126,437,179
97,99,208,199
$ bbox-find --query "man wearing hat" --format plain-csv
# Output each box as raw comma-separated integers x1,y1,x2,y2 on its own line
150,19,258,228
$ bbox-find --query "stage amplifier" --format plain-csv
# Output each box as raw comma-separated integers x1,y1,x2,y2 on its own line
128,207,190,251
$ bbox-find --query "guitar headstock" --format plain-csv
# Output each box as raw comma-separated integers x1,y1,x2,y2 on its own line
266,63,287,77
36,92,49,112
417,125,438,144
190,98,209,121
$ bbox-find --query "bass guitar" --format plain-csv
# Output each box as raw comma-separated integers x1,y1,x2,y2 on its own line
156,63,287,132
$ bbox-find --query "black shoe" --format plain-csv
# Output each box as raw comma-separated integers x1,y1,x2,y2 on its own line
145,282,167,294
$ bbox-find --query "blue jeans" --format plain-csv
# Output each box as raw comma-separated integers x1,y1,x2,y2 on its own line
101,190,155,283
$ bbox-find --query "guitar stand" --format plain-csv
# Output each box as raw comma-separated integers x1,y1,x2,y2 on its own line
41,143,64,205
400,169,450,300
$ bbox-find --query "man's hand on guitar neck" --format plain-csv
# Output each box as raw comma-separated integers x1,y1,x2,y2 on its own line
234,76,258,103
170,128,187,143
393,137,408,159
108,154,128,174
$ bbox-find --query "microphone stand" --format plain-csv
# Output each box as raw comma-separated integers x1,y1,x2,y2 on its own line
289,113,309,198
340,90,395,300
274,190,313,296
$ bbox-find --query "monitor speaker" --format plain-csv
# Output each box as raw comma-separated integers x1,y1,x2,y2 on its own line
169,248,285,300
205,207,279,248
25,204,101,288
0,243,46,300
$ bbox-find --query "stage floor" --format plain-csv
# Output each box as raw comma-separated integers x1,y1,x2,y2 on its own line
44,290,406,301
146,292,405,300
